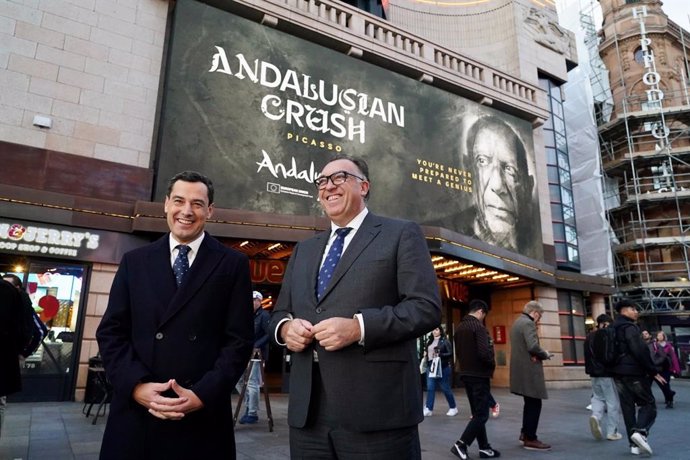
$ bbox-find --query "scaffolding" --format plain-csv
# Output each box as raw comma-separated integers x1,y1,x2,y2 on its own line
594,2,690,314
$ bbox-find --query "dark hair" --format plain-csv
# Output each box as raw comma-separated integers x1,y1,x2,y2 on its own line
2,273,22,290
427,326,446,344
166,171,215,205
596,313,613,325
614,298,639,313
468,299,489,314
329,154,370,200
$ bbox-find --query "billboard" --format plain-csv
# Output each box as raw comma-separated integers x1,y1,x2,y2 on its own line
155,0,543,260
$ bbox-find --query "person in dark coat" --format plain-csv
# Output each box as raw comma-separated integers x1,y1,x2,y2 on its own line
610,299,666,456
423,326,458,417
584,313,622,441
96,171,254,460
509,300,553,451
450,299,500,459
237,290,271,424
0,279,24,439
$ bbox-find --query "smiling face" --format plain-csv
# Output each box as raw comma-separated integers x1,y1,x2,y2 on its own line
317,159,369,227
164,180,214,244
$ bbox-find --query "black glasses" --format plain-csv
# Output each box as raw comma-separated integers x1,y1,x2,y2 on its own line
314,170,365,189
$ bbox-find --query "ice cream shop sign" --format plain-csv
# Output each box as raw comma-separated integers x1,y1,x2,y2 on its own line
0,221,100,258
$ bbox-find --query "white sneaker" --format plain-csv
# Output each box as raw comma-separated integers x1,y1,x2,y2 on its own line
631,432,652,455
589,415,603,440
490,402,500,418
446,407,458,416
423,407,433,416
607,432,623,441
630,445,640,455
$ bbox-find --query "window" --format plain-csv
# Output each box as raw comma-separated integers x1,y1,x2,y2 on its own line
3,261,88,401
540,76,580,269
558,290,586,365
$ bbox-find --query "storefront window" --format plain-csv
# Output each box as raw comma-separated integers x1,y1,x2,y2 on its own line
558,290,586,365
4,260,87,401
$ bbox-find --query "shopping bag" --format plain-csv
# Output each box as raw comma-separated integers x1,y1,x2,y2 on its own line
429,356,443,378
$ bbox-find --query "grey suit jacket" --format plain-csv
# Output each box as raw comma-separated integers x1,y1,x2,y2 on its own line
269,212,441,431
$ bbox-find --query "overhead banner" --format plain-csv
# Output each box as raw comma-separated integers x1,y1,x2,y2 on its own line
155,0,543,260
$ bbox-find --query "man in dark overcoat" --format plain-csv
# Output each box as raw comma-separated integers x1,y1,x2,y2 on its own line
0,279,24,439
96,171,254,459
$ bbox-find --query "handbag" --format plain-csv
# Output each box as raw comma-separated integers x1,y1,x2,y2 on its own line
419,357,428,375
428,356,443,378
651,343,670,371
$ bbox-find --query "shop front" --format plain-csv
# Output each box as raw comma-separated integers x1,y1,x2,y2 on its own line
1,218,149,402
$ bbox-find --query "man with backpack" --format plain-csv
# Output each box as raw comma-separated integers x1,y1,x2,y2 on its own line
609,299,666,456
584,313,622,441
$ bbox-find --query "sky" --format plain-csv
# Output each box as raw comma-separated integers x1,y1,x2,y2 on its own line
662,0,689,31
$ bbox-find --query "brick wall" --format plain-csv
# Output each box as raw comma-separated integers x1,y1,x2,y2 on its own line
0,0,168,168
76,262,117,401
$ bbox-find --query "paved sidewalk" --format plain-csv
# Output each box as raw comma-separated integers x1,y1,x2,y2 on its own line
1,380,687,459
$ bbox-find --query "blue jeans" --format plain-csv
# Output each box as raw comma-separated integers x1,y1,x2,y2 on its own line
236,359,262,416
591,376,621,436
425,364,456,410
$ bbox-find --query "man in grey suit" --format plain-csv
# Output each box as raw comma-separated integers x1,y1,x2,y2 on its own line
269,154,441,459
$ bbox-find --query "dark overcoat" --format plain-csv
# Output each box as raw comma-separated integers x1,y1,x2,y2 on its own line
0,280,23,396
269,213,441,432
96,234,253,459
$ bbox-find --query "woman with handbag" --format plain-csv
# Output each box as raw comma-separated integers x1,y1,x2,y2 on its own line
651,331,681,408
423,327,459,417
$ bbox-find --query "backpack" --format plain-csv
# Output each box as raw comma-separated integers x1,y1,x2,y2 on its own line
592,325,620,366
21,309,48,358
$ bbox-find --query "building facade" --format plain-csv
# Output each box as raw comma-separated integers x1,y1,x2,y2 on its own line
0,0,613,401
595,0,690,368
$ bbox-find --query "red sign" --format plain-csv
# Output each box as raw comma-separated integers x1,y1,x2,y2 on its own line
249,259,286,284
493,325,506,344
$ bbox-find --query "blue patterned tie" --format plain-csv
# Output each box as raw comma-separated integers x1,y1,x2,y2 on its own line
316,227,352,300
173,245,190,287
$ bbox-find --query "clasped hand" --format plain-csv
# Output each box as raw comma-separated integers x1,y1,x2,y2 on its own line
133,379,204,420
281,317,360,352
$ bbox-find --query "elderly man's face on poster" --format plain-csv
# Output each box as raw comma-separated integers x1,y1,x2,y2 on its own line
467,118,533,252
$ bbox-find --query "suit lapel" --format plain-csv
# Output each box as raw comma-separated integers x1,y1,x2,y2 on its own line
160,234,224,326
150,237,178,325
317,213,381,303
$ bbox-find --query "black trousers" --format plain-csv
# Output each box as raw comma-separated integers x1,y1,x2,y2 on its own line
614,376,657,441
460,376,491,449
653,369,675,403
521,396,542,440
289,364,421,460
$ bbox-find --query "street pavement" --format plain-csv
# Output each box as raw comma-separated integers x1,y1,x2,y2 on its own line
1,379,688,459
